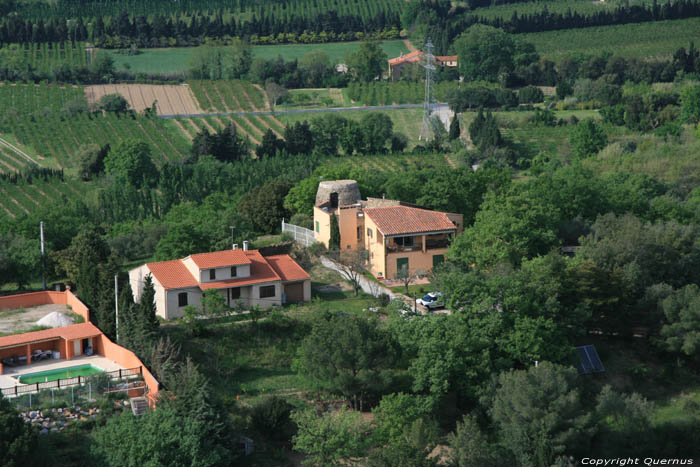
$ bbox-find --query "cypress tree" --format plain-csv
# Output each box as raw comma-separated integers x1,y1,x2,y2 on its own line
139,274,160,343
449,115,461,140
330,214,341,250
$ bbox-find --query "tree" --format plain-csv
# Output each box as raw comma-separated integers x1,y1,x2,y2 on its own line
250,396,295,441
333,248,368,296
359,112,393,154
367,419,439,467
371,393,435,445
90,52,115,80
447,415,498,467
0,393,38,467
138,273,160,343
238,179,293,234
469,109,502,149
91,406,228,467
103,139,157,187
284,120,313,155
265,81,288,110
449,115,461,140
201,289,228,318
0,233,41,290
659,284,700,358
454,25,518,82
99,93,129,113
329,214,341,250
570,119,607,158
295,312,396,410
228,38,252,78
154,222,210,261
299,50,332,87
76,143,109,181
291,408,370,467
489,362,594,466
680,85,700,123
395,266,424,295
256,129,286,158
346,41,387,82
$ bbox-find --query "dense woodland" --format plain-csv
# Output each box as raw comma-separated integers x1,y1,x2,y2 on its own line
0,0,700,465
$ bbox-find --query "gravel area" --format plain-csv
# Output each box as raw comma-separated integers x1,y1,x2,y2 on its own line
0,304,72,334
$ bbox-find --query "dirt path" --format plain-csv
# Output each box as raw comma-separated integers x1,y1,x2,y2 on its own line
0,203,14,218
212,85,233,112
199,118,218,134
255,115,283,138
403,39,418,52
239,84,261,112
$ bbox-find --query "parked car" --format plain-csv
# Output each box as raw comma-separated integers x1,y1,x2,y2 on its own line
416,292,444,309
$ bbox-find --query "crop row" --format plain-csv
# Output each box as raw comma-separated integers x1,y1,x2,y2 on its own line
0,176,93,218
0,147,28,173
0,113,190,169
0,83,85,117
0,42,88,74
188,80,268,112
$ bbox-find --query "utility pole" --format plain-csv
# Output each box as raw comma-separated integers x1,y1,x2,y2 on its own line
114,275,119,342
40,221,46,290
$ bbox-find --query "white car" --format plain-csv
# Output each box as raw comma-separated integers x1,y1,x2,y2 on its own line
416,292,444,309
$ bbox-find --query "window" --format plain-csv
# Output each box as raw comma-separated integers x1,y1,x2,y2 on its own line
357,227,361,241
260,285,276,298
230,266,237,277
315,221,320,233
178,292,188,307
209,269,216,280
367,228,373,238
230,287,240,300
395,236,414,247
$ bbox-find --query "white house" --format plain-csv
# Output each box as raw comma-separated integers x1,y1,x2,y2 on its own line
129,247,311,319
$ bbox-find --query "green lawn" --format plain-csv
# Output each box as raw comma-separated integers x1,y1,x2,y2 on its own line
520,17,700,60
104,40,409,74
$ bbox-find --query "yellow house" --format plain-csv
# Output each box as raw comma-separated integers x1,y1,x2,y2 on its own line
313,180,463,279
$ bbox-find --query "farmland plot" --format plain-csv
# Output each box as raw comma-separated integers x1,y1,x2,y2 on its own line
85,84,202,115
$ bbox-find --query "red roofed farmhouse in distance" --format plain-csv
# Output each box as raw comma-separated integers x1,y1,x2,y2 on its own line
129,245,311,319
313,180,463,280
388,50,458,81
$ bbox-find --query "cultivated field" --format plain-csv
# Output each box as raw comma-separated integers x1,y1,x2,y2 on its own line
85,84,202,116
520,17,700,59
0,176,96,220
105,40,409,74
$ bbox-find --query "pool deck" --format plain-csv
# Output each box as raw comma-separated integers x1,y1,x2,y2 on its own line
0,355,125,389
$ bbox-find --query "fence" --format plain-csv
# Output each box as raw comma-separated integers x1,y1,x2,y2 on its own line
1,366,142,398
282,219,318,247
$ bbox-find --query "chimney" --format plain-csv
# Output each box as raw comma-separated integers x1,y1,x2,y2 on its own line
243,241,249,251
233,244,238,250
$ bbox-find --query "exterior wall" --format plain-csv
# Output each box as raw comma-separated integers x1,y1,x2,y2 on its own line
386,247,449,279
248,282,282,309
445,213,464,233
364,215,388,278
200,264,251,283
181,257,199,281
338,205,362,251
95,333,160,406
164,287,202,319
129,264,151,303
313,206,332,247
304,279,312,301
0,290,90,322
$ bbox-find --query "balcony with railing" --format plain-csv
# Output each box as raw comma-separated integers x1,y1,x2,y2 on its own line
385,234,450,253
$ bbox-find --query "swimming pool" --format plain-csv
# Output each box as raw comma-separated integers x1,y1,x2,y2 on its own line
16,364,105,384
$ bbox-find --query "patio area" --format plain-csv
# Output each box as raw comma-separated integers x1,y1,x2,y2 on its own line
0,354,126,389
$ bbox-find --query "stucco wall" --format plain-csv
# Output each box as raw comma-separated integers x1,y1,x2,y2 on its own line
164,287,201,319
386,248,448,278
0,289,89,322
128,264,150,303
313,206,332,247
338,206,362,251
364,215,387,278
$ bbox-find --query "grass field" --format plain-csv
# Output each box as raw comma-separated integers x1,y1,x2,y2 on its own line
106,40,409,74
520,17,700,60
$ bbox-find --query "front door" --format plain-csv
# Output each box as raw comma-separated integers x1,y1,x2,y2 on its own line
396,257,409,275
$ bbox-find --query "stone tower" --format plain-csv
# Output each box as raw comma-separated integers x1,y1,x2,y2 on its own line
315,180,361,208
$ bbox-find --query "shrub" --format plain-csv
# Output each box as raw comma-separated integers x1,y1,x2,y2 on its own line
250,396,294,441
518,86,544,104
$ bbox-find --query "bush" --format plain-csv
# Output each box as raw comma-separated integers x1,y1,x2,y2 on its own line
518,86,544,104
250,396,294,441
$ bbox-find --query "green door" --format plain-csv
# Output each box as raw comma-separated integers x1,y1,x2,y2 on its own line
396,257,409,274
432,255,445,267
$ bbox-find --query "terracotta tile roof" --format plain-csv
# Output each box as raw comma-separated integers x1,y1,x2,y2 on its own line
200,250,281,290
0,322,103,349
266,255,311,282
188,249,251,269
364,206,457,236
435,55,458,62
388,50,423,66
147,260,199,290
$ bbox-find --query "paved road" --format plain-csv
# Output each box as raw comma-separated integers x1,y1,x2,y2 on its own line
157,103,448,119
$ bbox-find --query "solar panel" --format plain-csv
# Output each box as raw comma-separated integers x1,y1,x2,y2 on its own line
575,345,605,375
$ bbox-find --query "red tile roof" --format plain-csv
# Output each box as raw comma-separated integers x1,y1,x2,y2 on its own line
266,255,311,282
435,55,458,62
364,206,457,236
0,322,103,349
147,260,199,290
188,249,251,269
200,250,281,290
388,50,423,66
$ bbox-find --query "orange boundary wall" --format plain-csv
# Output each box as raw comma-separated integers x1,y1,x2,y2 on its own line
0,290,159,403
0,289,90,322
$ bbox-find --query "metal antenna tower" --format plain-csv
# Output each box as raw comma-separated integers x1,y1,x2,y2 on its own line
419,38,436,142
